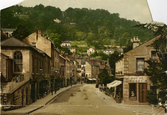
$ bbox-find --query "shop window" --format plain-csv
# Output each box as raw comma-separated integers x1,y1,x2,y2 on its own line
136,58,145,73
129,83,137,98
14,51,23,72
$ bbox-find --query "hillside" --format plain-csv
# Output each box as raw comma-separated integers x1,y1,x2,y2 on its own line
1,4,154,49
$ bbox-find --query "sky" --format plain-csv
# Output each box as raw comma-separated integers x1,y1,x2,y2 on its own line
0,0,167,25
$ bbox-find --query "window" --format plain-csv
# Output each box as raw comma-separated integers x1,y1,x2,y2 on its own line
151,51,156,59
136,58,145,73
129,83,137,99
14,51,23,72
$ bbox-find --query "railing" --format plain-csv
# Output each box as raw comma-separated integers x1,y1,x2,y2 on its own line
2,73,30,94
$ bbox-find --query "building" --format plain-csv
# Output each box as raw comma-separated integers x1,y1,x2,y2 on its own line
87,48,95,56
60,41,71,48
115,36,159,104
1,28,16,38
69,47,76,54
59,54,66,87
85,60,99,83
1,37,51,109
103,49,114,55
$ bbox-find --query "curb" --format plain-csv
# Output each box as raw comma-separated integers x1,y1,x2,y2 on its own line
26,84,82,115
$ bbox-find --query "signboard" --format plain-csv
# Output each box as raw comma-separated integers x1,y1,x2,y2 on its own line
129,76,147,83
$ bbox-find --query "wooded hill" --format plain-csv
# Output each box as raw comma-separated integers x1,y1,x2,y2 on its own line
1,4,154,49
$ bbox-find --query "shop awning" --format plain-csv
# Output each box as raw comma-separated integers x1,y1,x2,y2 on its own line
88,78,93,80
88,78,96,81
107,80,122,88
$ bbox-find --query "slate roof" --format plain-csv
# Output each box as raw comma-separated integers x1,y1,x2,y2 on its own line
1,37,48,57
1,37,31,47
99,65,105,69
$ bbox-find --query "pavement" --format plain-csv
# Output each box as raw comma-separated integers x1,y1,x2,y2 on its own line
1,84,82,115
96,88,166,115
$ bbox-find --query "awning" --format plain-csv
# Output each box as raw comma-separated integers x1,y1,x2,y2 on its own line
92,78,96,80
88,78,93,81
88,78,96,81
107,80,122,88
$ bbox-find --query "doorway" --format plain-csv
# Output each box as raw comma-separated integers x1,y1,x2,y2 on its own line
139,83,147,102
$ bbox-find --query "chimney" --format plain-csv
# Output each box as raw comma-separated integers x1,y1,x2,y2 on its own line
131,36,140,49
36,29,42,38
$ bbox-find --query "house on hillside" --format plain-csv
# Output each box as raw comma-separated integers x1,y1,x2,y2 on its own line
1,37,51,109
87,48,95,56
69,47,76,54
60,41,71,48
103,49,114,55
115,36,159,104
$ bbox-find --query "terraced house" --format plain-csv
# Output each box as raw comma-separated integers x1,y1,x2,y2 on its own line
1,37,51,109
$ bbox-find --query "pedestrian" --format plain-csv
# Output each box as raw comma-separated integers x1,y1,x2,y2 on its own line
55,88,57,94
51,88,53,95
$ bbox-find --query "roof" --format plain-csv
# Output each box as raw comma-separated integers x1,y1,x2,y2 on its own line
104,49,114,51
87,60,99,67
1,37,31,47
115,35,161,62
1,37,50,57
99,65,105,69
62,41,71,43
1,28,16,31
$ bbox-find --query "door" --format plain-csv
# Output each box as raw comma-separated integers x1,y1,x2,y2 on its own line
139,83,147,102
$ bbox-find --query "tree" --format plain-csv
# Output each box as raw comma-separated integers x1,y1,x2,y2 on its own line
98,69,112,86
13,24,30,40
109,51,120,76
142,23,167,90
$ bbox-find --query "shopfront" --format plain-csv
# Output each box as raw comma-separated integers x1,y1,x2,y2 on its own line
123,76,148,103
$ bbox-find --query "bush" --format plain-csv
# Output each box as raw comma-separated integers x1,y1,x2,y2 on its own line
147,90,158,105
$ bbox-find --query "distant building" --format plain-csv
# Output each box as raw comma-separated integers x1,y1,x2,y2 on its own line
87,48,95,56
1,28,16,38
60,41,71,48
69,47,76,54
103,49,114,55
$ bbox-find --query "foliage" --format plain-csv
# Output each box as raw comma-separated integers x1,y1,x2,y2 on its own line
158,90,167,102
1,5,154,48
90,51,98,57
146,90,158,105
98,69,112,86
109,51,120,76
13,24,30,40
60,47,72,55
143,23,167,90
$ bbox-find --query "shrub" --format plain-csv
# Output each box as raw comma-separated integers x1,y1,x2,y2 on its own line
147,90,158,105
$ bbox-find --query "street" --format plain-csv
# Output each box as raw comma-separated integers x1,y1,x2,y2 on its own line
29,84,138,115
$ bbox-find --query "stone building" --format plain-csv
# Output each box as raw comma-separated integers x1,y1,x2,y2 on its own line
85,60,99,83
115,36,159,104
59,54,66,87
1,37,51,109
